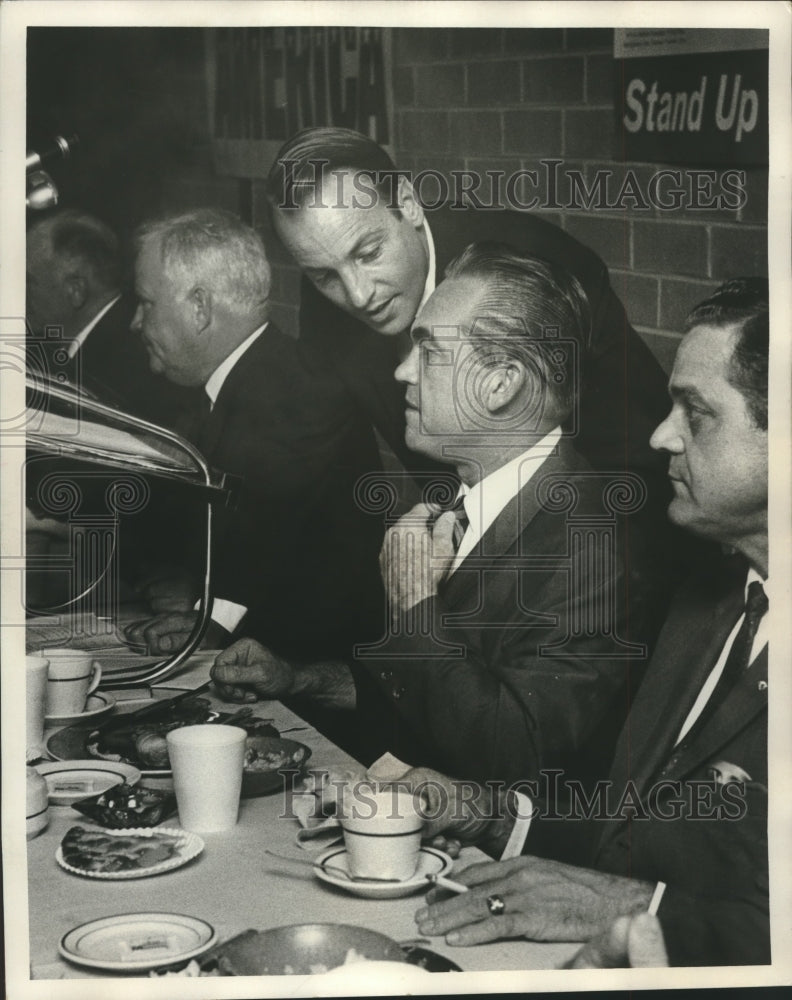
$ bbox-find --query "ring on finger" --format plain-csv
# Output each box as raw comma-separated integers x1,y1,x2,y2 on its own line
486,893,506,916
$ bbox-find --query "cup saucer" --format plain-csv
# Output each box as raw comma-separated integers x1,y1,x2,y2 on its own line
45,692,116,728
314,845,453,899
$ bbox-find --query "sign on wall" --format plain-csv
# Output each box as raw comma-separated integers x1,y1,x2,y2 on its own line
614,29,768,165
207,27,393,178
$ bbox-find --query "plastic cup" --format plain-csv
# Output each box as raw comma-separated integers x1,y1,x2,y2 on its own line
26,656,49,758
339,788,424,881
166,725,246,833
39,649,101,717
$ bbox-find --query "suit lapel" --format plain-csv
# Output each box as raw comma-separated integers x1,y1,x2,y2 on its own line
609,570,747,793
438,441,567,608
665,646,768,781
199,327,273,458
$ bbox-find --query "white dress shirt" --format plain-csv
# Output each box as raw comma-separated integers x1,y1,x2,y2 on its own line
195,323,268,633
66,294,122,358
675,567,769,745
450,426,563,573
417,218,436,316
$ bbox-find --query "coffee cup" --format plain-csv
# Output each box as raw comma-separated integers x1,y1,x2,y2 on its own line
339,787,424,881
166,725,246,833
39,649,102,718
26,656,49,758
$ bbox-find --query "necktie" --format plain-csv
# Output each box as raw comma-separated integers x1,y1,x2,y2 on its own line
451,494,469,551
684,580,768,739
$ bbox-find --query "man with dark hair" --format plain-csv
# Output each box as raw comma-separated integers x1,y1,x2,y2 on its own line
211,246,654,790
393,278,770,968
265,127,671,494
25,208,186,426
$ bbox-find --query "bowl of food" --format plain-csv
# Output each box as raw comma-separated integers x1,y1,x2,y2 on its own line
209,924,404,975
241,736,312,797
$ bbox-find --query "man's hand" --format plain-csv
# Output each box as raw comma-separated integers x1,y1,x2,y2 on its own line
210,638,294,703
414,856,654,945
124,612,229,654
136,569,197,614
390,767,499,843
380,502,456,620
568,913,669,968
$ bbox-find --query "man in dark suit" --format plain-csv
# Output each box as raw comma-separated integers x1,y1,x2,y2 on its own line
26,209,190,428
265,127,682,645
211,246,654,788
124,209,384,669
25,209,196,612
403,279,770,967
265,126,671,498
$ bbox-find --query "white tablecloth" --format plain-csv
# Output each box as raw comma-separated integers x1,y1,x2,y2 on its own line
27,685,578,983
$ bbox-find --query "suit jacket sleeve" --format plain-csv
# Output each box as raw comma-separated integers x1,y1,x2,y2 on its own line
354,556,645,786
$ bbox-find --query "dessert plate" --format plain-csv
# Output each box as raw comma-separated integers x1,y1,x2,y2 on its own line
56,826,204,880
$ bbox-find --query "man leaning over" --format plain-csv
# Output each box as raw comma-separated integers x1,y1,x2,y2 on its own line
211,245,656,789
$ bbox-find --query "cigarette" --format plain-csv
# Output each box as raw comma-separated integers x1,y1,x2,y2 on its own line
426,873,469,894
647,881,667,916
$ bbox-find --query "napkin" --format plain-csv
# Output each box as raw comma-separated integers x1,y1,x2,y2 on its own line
293,753,413,852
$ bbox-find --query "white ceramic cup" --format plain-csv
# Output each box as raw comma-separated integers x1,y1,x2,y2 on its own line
339,788,424,881
40,649,102,718
166,725,246,833
26,656,50,758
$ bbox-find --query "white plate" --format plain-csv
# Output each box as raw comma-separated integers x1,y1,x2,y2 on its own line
45,692,116,728
56,826,204,880
35,760,141,805
314,846,453,899
59,911,217,972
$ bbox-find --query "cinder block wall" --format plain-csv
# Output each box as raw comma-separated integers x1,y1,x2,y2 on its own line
163,27,768,372
387,27,767,370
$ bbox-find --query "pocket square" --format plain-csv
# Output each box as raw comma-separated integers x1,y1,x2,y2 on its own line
707,759,752,784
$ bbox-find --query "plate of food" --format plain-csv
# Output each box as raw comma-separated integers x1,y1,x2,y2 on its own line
57,825,204,879
242,736,312,797
45,694,280,775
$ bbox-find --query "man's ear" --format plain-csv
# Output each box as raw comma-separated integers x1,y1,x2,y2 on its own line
397,175,425,230
189,286,212,333
63,275,88,311
480,360,527,414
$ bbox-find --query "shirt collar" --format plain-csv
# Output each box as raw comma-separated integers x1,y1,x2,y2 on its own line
745,566,770,605
204,323,268,407
457,426,563,543
66,294,122,358
416,218,436,317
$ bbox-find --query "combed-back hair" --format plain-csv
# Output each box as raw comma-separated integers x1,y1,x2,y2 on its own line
32,209,121,290
685,277,768,430
134,208,271,316
443,242,592,422
265,126,400,211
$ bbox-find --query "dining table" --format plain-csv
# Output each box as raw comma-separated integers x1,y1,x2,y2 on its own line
26,655,580,984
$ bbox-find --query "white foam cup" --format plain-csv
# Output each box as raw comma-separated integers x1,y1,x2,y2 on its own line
166,725,246,833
